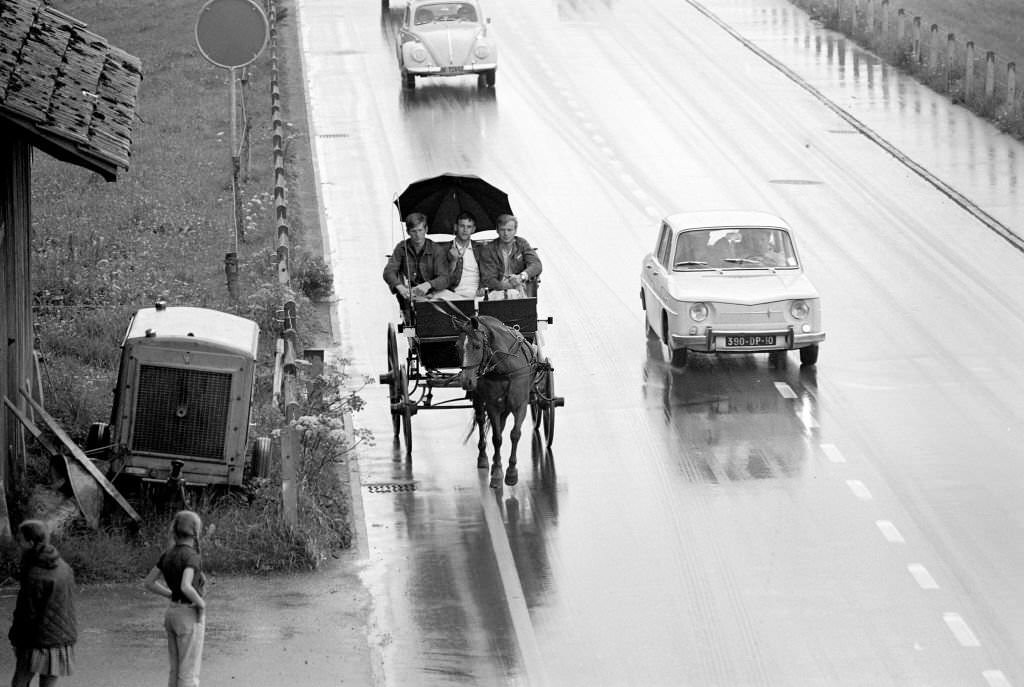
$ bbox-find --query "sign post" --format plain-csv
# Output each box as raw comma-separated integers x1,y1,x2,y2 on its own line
195,0,268,260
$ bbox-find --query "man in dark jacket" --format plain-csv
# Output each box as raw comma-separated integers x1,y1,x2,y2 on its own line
479,214,542,297
382,212,450,305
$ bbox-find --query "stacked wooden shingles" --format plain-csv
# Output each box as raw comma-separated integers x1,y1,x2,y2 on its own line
0,0,35,95
3,4,70,124
44,23,105,146
88,46,141,168
0,0,140,173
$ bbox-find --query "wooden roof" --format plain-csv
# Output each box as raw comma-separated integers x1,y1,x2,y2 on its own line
0,0,141,180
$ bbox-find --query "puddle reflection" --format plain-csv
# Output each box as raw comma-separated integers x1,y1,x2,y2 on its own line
642,334,820,483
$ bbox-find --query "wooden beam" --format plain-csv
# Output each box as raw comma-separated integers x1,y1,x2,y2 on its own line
19,388,140,523
4,395,102,529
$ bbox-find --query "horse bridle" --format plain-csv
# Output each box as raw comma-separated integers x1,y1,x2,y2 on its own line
459,320,536,379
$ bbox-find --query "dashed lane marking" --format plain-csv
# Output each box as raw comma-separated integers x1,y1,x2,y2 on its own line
774,381,797,398
907,563,939,590
821,443,845,463
876,520,905,543
983,669,1012,687
846,479,873,501
943,612,981,647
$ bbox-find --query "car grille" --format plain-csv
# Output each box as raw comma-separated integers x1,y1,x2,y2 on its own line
713,302,787,326
131,365,231,460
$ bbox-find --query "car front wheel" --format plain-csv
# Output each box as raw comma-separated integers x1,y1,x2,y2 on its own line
799,344,819,366
480,69,496,88
402,71,415,90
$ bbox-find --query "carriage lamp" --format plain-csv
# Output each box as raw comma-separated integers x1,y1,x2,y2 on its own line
474,43,490,59
688,302,708,322
790,300,810,320
411,45,428,62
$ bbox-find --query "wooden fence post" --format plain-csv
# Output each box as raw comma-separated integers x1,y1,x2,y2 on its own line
224,252,239,300
965,41,975,102
946,33,956,92
280,426,298,528
880,0,889,41
912,17,922,64
928,24,939,72
896,8,905,42
985,51,996,99
1008,62,1018,109
865,0,874,37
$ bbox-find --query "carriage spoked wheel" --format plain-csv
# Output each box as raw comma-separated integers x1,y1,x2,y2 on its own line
381,323,402,438
397,363,413,456
537,366,562,447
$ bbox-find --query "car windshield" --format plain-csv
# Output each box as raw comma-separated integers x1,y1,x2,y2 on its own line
672,228,798,271
414,2,478,25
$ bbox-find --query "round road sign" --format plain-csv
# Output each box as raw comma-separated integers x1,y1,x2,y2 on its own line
195,0,268,69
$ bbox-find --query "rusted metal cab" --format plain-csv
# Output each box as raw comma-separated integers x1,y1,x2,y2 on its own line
106,304,260,487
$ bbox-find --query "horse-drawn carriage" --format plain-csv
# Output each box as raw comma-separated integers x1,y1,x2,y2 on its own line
378,174,564,487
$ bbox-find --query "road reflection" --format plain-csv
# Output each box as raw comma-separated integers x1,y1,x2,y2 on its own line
505,431,557,609
642,333,820,483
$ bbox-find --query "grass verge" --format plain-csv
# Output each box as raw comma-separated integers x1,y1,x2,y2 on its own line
1,0,355,583
788,0,1024,139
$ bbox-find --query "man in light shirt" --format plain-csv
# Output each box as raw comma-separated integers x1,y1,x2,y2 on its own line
443,212,487,299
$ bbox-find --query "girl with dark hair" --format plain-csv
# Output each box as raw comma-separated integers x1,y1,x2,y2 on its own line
8,519,78,687
143,510,206,687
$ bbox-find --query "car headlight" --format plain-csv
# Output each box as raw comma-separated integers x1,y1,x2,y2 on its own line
474,43,490,59
411,45,428,62
689,302,708,322
790,300,810,319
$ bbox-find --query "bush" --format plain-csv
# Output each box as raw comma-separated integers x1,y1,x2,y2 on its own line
293,253,335,301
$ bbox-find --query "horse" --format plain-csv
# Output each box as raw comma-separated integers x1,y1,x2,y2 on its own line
456,314,539,488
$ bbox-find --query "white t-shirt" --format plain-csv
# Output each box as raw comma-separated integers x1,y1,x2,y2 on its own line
454,243,480,298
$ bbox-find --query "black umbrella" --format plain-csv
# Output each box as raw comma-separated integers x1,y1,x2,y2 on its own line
395,173,513,234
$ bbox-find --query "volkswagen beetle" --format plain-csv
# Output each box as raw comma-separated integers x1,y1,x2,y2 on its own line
640,211,825,367
397,0,497,89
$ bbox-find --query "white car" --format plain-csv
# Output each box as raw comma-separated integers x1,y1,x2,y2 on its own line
640,211,825,367
397,0,497,90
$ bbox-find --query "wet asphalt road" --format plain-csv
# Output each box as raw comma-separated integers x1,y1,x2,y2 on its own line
303,0,1024,684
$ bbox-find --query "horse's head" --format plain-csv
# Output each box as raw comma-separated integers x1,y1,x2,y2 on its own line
456,316,489,391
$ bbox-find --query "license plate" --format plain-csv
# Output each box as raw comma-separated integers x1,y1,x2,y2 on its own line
440,66,464,74
724,334,776,347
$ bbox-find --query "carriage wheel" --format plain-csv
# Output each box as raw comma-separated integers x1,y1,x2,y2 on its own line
541,369,557,447
386,323,401,437
398,363,413,456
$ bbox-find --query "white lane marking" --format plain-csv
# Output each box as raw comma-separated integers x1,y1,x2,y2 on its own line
774,381,797,398
943,612,981,647
908,563,939,589
479,477,548,686
876,520,905,543
983,669,1012,687
821,443,846,463
846,480,873,500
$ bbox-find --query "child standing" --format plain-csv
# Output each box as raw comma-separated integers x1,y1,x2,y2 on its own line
143,510,206,687
7,519,78,687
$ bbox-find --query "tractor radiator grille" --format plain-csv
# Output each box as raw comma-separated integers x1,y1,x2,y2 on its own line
132,365,231,460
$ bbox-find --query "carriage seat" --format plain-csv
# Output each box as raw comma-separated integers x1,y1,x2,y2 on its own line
412,299,475,338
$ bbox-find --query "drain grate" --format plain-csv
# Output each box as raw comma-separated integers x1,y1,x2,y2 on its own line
365,481,417,493
317,133,350,139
